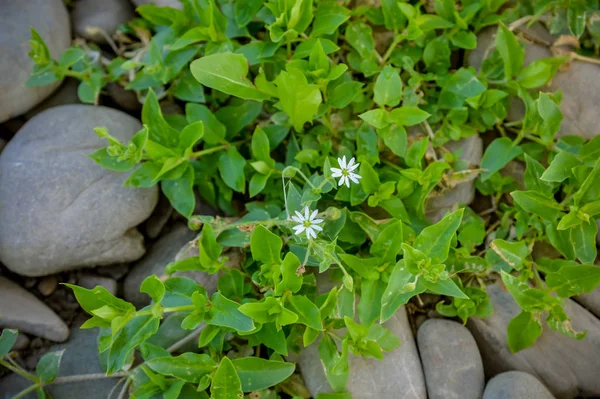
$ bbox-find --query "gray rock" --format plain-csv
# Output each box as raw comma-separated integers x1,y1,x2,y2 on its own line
0,276,69,342
142,193,174,239
426,135,483,222
417,319,484,399
483,371,555,399
77,274,118,296
0,321,120,399
72,0,134,44
124,224,198,307
469,24,600,140
25,78,80,120
0,139,6,154
132,0,184,9
107,82,141,112
0,105,158,276
299,306,426,398
0,0,71,122
575,286,600,319
467,283,600,399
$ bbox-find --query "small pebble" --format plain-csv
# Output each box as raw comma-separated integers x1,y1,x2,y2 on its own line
38,276,58,296
12,334,30,351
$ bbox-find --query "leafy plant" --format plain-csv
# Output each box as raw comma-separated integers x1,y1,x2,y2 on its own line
7,0,600,398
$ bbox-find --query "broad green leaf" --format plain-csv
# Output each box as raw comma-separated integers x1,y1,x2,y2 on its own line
274,67,322,131
381,261,425,322
378,125,407,157
374,65,402,107
232,357,295,392
345,21,375,58
328,81,363,109
251,225,282,265
421,278,468,299
186,104,226,145
0,329,18,358
571,220,598,264
36,350,64,384
312,2,350,36
146,353,216,383
358,279,386,325
107,314,160,374
567,3,586,37
511,190,564,221
388,107,430,126
190,53,268,101
574,158,600,205
495,23,523,79
517,59,554,89
211,357,243,399
414,208,464,264
370,220,404,262
208,293,254,332
142,89,181,148
524,154,554,196
318,334,348,392
285,295,322,330
251,126,274,167
235,0,264,27
275,252,303,295
480,138,522,181
538,93,563,140
541,151,581,182
218,147,246,193
253,322,288,355
140,275,166,304
162,164,195,218
507,311,542,352
489,239,530,271
546,263,600,298
359,109,388,129
500,272,549,312
339,254,380,280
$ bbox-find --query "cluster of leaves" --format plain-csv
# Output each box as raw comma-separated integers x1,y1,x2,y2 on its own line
13,0,600,398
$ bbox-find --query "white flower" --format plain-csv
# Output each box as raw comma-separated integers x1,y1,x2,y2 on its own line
331,156,362,188
291,206,324,240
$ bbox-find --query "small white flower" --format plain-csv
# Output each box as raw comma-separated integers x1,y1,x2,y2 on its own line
331,156,362,188
291,206,324,240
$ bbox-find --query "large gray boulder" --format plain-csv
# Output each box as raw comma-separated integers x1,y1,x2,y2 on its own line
131,0,183,9
468,24,600,140
426,135,483,222
72,0,135,44
467,283,600,399
0,276,69,342
0,0,71,122
417,319,485,399
298,306,427,399
0,105,158,276
575,286,600,319
0,320,119,399
483,371,555,399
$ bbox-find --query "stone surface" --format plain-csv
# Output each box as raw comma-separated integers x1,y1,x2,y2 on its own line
124,224,198,307
0,277,69,342
298,306,426,398
469,24,600,140
0,320,119,399
467,282,600,399
426,135,483,222
142,193,174,239
106,83,141,113
132,0,184,9
38,276,58,296
25,78,80,120
72,0,134,44
0,105,158,276
0,139,6,154
575,286,600,319
78,274,118,296
0,0,71,122
483,371,555,399
417,319,484,399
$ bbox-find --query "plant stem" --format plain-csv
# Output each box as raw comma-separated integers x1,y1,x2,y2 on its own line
167,324,205,353
135,304,195,317
52,372,127,385
189,139,248,159
380,34,403,65
11,383,40,399
0,359,37,383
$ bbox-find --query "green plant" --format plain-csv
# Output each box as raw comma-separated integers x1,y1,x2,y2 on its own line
5,0,600,397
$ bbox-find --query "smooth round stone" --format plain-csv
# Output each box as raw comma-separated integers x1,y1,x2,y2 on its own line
72,0,134,44
0,105,158,276
0,0,71,122
131,0,184,9
417,319,485,399
483,371,555,399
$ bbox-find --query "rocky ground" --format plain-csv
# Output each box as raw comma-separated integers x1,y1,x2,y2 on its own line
1,1,600,399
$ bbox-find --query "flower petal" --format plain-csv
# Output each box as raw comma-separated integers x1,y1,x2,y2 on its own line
339,156,347,169
347,157,355,169
305,228,312,239
338,176,345,186
311,224,323,231
304,206,310,219
345,176,350,188
349,173,361,184
310,209,319,221
311,218,324,224
348,162,360,172
291,215,303,223
293,225,306,234
294,210,304,220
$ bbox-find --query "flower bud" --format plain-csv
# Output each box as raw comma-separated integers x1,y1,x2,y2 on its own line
324,206,342,220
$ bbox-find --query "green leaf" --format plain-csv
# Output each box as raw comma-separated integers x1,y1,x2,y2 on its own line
58,47,85,69
208,293,255,332
0,329,18,358
312,2,350,36
574,158,600,206
142,89,181,148
414,208,464,264
231,357,295,392
378,125,407,157
359,109,388,129
500,272,549,312
541,151,581,183
107,314,160,374
489,239,531,271
511,190,564,221
345,22,375,58
571,220,598,264
495,23,524,80
274,67,322,131
480,138,522,181
524,154,554,196
285,295,322,330
190,53,268,101
146,353,216,383
218,147,247,193
517,59,555,89
567,3,586,37
140,275,166,304
507,311,542,352
275,252,303,295
251,225,282,265
370,220,404,262
450,31,477,49
253,323,288,355
162,164,195,218
358,279,386,325
328,81,363,109
421,278,468,299
374,65,402,107
546,263,600,298
251,126,274,167
211,357,243,399
36,350,64,384
235,0,264,27
388,107,430,126
538,93,563,140
381,261,424,322
186,104,226,145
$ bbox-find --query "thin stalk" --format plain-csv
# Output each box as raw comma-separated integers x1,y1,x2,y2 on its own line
189,139,248,159
10,383,40,399
52,372,127,385
0,359,37,383
380,33,403,65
